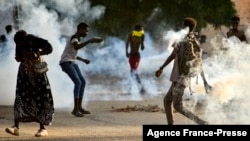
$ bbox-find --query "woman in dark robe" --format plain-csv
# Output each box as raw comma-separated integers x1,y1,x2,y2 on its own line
5,30,54,137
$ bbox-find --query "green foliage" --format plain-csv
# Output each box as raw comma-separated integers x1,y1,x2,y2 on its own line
91,0,158,39
41,0,236,39
90,0,236,39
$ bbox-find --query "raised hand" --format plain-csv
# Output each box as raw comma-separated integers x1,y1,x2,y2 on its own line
84,59,90,64
89,37,103,43
155,69,163,78
204,83,212,94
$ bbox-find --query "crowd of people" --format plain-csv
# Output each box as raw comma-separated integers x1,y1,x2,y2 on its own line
1,15,249,137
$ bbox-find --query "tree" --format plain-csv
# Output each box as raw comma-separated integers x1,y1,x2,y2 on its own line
34,0,236,40
90,0,237,39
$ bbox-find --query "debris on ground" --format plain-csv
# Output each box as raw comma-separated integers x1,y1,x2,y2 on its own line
111,104,164,113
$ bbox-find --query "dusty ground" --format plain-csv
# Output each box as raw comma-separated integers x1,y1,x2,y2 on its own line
0,95,204,141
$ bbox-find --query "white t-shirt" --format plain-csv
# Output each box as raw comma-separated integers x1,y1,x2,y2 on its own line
60,38,79,64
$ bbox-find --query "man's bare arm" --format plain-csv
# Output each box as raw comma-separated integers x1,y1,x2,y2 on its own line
73,37,103,50
155,49,176,77
125,34,131,57
141,35,145,50
76,56,90,64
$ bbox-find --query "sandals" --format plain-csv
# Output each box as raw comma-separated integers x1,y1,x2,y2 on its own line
5,126,19,136
6,126,49,137
35,129,48,137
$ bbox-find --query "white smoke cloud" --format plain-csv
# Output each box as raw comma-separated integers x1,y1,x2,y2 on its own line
0,0,250,125
48,0,105,23
0,0,15,11
188,33,250,124
0,0,106,108
163,27,189,52
148,26,250,124
245,25,250,42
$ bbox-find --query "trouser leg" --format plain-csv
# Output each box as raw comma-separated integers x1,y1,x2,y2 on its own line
172,82,207,124
164,84,174,125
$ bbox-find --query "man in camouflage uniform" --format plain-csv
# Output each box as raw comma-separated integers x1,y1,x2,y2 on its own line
155,17,208,125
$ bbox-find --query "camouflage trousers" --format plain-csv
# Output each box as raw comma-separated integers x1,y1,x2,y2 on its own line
163,75,207,125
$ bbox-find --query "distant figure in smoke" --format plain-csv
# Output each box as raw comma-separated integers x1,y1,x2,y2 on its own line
227,16,247,42
0,25,14,43
0,25,13,45
125,24,146,95
155,17,209,125
5,30,54,137
59,22,103,117
0,25,14,58
0,35,7,54
5,25,14,35
0,35,7,42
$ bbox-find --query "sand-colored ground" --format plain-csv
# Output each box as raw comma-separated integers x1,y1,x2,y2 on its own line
0,95,205,141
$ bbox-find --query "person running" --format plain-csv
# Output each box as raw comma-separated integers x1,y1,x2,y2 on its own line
125,24,146,94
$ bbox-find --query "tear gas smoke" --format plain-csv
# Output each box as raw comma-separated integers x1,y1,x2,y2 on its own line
0,0,250,124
